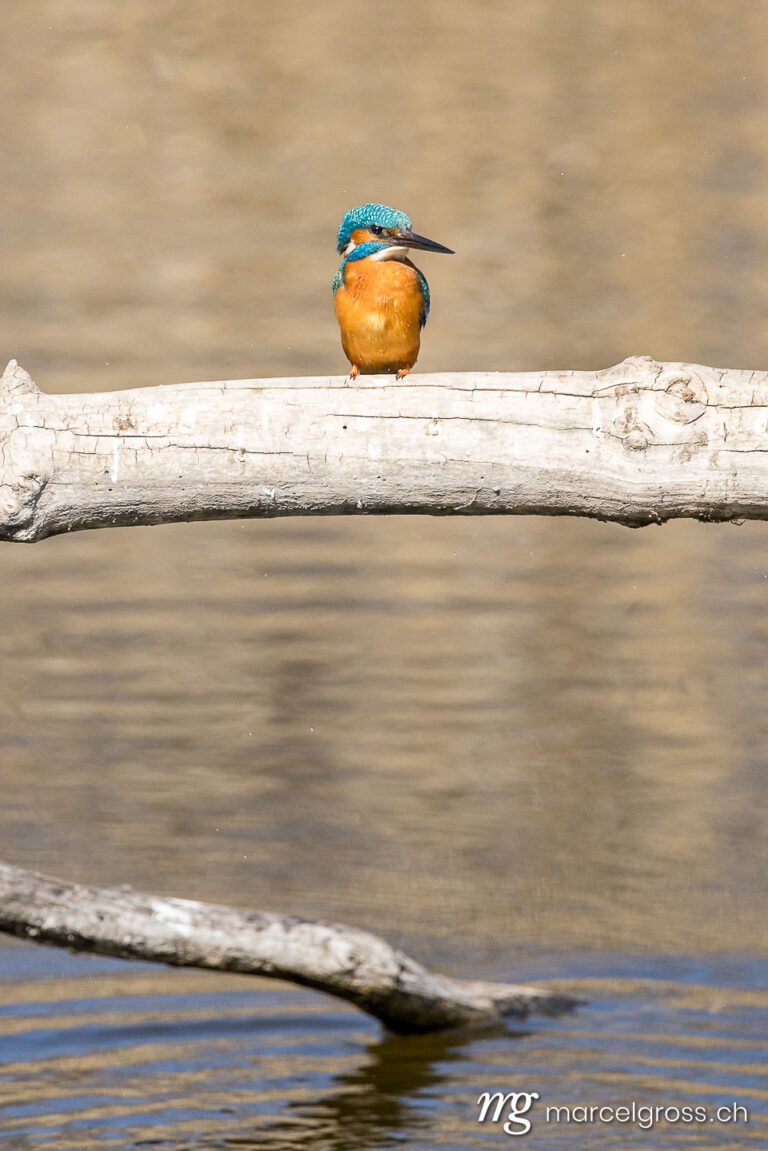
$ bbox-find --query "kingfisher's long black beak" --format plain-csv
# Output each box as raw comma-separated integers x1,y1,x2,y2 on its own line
397,229,454,255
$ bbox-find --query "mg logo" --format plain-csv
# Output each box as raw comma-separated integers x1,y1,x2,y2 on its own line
477,1090,540,1135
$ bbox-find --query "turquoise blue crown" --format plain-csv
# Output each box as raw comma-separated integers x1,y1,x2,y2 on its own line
336,203,412,253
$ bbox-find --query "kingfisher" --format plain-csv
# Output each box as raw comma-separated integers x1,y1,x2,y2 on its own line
333,202,454,379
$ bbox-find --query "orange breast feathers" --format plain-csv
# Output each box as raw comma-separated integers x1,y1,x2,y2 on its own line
334,258,425,375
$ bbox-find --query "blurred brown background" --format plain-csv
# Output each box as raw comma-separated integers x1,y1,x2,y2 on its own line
1,0,767,964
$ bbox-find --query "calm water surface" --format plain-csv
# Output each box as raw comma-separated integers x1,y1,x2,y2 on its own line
1,1,768,1147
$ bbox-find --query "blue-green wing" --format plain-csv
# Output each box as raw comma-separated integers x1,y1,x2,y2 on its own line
416,268,430,327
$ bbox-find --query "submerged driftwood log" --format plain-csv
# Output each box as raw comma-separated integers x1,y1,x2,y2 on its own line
1,355,768,540
0,861,577,1032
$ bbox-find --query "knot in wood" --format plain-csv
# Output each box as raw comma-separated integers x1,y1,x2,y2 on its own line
113,411,138,433
610,402,654,451
653,367,708,424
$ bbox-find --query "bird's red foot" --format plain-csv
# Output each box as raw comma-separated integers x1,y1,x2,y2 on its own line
396,365,411,380
348,364,359,380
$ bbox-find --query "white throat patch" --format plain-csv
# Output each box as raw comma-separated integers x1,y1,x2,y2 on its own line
368,245,410,262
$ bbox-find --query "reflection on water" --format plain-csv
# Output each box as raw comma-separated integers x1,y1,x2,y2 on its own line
0,950,766,1149
1,0,768,1146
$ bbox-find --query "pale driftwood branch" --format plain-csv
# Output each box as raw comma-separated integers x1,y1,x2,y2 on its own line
1,356,767,540
0,861,578,1032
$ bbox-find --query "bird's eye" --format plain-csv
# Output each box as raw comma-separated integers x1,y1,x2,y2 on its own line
370,225,384,236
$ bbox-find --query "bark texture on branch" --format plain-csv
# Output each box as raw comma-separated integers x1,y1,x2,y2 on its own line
0,355,764,541
0,861,578,1032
